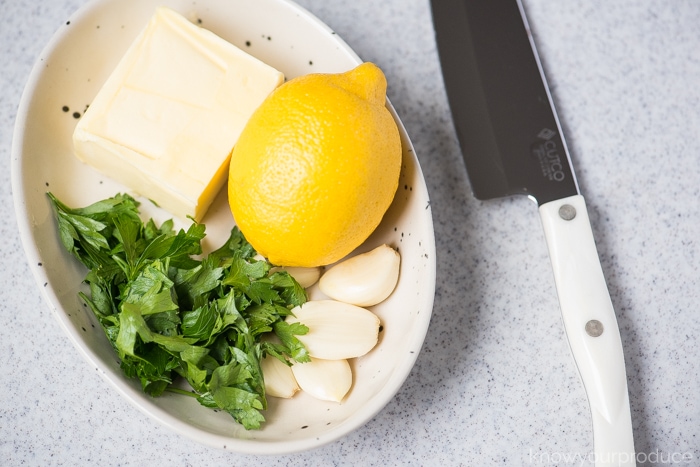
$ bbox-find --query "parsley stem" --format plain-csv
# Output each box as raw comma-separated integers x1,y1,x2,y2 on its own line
166,387,199,398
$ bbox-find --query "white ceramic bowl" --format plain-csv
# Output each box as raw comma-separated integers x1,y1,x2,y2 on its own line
12,0,436,455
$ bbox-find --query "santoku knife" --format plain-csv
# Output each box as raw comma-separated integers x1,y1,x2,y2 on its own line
430,0,636,465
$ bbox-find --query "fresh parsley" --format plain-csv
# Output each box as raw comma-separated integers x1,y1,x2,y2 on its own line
47,192,310,430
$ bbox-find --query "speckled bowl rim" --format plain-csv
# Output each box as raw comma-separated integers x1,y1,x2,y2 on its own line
11,0,436,455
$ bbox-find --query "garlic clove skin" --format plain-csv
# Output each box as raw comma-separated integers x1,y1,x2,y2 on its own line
319,244,400,307
291,357,352,402
261,355,300,399
286,300,380,360
272,266,322,288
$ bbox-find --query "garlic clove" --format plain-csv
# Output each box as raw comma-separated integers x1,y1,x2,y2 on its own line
261,355,300,399
319,244,400,306
291,357,352,402
272,266,322,288
286,300,380,360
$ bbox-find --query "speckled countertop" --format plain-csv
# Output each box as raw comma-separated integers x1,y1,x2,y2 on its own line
2,0,699,465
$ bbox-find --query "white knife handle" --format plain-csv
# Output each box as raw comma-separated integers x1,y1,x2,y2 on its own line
539,195,636,467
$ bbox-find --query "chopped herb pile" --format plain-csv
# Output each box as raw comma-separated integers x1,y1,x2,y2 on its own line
47,192,310,430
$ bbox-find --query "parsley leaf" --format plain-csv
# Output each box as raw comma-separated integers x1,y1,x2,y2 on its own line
47,193,309,430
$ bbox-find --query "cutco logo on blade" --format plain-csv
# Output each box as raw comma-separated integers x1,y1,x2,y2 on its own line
532,128,565,182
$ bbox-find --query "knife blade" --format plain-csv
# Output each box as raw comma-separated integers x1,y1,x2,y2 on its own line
430,0,636,465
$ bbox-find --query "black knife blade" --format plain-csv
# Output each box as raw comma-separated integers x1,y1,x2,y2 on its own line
433,0,578,204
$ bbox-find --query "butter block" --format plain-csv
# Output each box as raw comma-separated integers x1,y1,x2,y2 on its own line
73,6,284,221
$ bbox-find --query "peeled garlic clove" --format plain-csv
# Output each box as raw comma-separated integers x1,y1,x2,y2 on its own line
292,357,352,402
319,244,400,306
286,300,380,360
261,355,300,399
271,266,322,288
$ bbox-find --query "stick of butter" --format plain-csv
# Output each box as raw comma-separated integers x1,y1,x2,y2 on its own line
73,6,284,221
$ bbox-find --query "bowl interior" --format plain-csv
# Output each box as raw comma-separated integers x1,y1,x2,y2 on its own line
12,0,436,454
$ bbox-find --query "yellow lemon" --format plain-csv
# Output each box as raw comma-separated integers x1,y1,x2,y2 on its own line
228,62,401,267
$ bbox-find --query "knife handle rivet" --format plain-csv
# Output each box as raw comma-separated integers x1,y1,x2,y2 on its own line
558,204,577,221
585,319,604,337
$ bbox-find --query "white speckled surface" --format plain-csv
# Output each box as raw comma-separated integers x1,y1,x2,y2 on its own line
2,0,699,465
